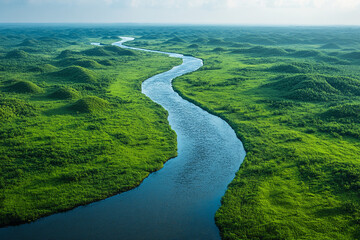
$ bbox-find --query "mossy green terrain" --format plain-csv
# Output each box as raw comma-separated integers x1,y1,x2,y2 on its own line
48,87,79,100
128,27,360,239
2,24,360,239
5,80,43,94
0,26,181,226
70,96,109,113
53,66,98,83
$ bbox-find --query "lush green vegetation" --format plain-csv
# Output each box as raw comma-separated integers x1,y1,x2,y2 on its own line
126,26,360,239
2,24,360,239
0,25,181,226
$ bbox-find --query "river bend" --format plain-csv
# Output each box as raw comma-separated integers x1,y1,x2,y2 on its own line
0,37,246,240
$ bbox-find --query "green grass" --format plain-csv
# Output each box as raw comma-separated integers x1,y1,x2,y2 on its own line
70,96,109,114
5,80,43,94
5,50,28,59
48,87,79,100
2,25,360,239
52,66,98,83
28,64,58,73
0,28,181,226
57,58,103,68
324,103,360,119
150,31,360,239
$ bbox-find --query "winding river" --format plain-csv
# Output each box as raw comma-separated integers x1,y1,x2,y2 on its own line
0,37,246,240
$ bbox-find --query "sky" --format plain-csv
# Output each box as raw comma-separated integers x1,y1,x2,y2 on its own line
0,0,359,25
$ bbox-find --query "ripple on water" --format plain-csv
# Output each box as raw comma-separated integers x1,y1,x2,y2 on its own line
0,37,246,240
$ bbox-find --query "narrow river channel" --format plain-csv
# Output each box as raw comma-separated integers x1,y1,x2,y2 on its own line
0,37,246,240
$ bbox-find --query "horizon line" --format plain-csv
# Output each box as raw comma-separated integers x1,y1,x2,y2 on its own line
0,22,360,28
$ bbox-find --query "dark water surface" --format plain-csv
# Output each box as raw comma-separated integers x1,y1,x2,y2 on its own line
0,38,245,240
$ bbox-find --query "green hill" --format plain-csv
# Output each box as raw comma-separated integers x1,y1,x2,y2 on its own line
188,44,199,48
5,80,43,94
57,50,79,59
103,46,135,56
267,75,338,101
0,98,36,120
81,45,137,57
267,74,360,101
325,104,360,119
81,47,111,56
53,66,97,83
58,58,102,68
98,59,114,66
70,96,109,113
5,50,28,59
37,37,68,47
342,51,360,60
291,50,321,57
319,43,341,49
17,39,38,47
29,64,57,73
267,64,303,73
213,47,226,52
192,37,207,43
207,38,226,45
232,46,288,56
48,87,79,100
165,37,186,44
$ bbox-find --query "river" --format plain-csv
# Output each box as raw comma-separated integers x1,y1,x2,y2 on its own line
0,37,246,240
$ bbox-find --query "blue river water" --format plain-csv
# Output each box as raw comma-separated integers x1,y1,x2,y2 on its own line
0,37,246,240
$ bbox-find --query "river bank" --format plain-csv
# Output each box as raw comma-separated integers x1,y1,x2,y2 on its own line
0,37,245,239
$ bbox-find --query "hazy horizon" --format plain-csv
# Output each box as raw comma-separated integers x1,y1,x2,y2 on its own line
1,0,360,26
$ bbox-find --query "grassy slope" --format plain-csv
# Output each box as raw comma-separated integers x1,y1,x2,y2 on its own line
163,37,360,238
2,25,360,239
0,33,181,225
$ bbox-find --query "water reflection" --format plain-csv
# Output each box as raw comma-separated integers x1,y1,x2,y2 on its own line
0,37,245,240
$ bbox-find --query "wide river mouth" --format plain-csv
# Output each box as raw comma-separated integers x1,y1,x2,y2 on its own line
0,37,246,240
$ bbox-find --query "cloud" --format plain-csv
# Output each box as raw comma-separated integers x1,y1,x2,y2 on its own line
126,0,360,10
260,0,360,9
3,0,359,10
129,0,222,8
213,0,360,9
0,0,359,24
25,0,118,5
